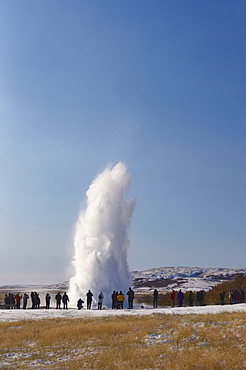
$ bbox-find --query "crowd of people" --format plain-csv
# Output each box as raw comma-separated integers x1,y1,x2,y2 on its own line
170,289,244,308
153,288,245,308
2,287,136,310
169,289,187,308
110,287,135,309
77,287,135,310
2,287,245,310
3,291,69,310
220,289,245,305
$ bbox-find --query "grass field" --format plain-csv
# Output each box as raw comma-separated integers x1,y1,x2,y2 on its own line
1,312,246,369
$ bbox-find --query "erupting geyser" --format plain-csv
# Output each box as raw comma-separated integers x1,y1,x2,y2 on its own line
69,162,135,307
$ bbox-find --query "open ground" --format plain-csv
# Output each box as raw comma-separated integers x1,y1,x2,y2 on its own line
1,306,246,369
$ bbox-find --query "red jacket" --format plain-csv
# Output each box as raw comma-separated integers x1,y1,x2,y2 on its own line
170,290,175,300
15,294,22,303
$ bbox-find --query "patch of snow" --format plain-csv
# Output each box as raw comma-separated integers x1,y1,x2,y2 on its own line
0,303,246,322
131,266,246,292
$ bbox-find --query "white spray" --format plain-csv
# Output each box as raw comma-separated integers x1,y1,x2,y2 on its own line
69,162,135,307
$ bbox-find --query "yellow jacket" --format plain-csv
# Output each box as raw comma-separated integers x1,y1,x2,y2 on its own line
117,293,124,302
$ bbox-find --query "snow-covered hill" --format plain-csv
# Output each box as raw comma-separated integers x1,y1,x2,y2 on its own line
1,266,245,295
131,266,246,292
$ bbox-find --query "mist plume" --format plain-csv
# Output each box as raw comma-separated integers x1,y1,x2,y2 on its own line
69,162,135,307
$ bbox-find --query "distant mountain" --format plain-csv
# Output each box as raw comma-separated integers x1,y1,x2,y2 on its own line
1,267,246,294
131,266,246,292
0,282,70,292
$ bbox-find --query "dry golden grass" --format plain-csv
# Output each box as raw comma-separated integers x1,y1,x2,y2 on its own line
1,312,246,369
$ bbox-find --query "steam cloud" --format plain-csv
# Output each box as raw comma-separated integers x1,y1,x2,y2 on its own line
69,162,135,307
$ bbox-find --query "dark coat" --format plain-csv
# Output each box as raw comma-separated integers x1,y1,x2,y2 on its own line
86,291,93,302
127,289,135,301
177,290,184,301
55,293,62,302
62,294,69,303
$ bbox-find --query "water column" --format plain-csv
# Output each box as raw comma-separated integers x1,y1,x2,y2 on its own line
69,162,135,307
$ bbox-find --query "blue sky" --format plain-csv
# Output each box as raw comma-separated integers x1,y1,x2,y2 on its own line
1,1,246,284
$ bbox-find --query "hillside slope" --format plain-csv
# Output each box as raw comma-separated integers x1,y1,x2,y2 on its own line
131,266,246,292
1,267,246,294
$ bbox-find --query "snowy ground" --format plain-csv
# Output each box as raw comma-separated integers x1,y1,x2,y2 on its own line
1,303,246,322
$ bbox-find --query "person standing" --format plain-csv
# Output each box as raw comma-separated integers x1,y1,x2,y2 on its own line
15,293,22,309
200,290,204,306
62,292,69,309
55,292,62,309
196,291,201,306
117,291,125,309
86,290,93,309
177,289,184,307
229,290,234,304
4,294,10,309
127,287,135,309
111,291,116,309
219,291,225,305
9,293,15,309
31,292,35,309
45,293,51,309
36,293,40,309
170,290,175,307
153,289,158,308
98,292,104,310
23,293,29,309
31,292,39,309
188,291,194,307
